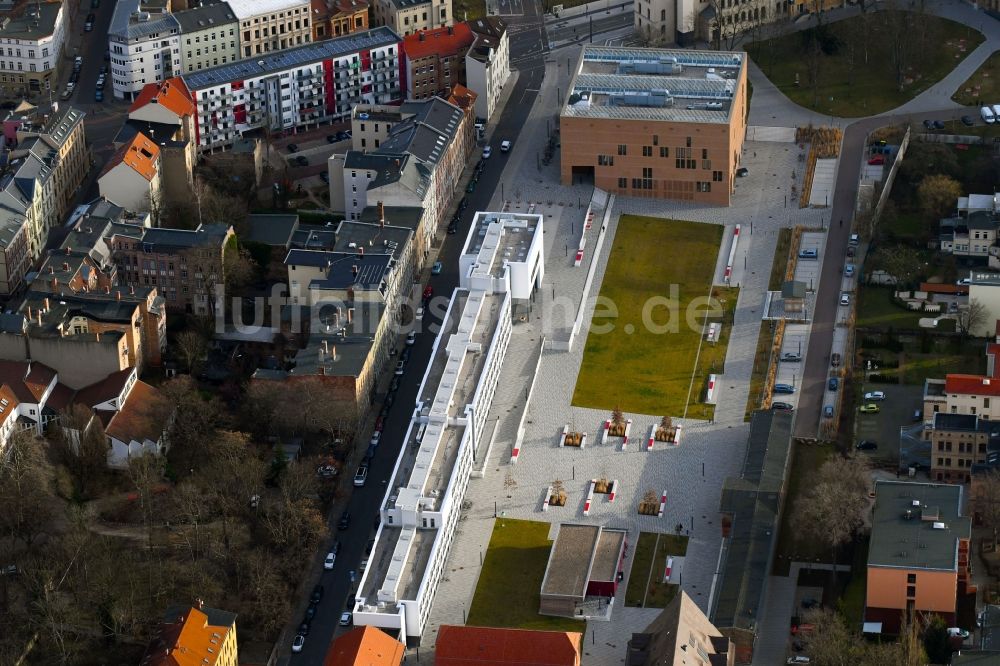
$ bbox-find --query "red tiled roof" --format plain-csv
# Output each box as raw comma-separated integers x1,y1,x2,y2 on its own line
46,382,74,413
403,23,474,60
0,360,56,403
945,373,1000,397
324,626,405,666
105,381,172,444
99,132,160,182
920,282,968,295
129,77,195,118
143,606,235,666
74,368,134,408
0,384,20,423
447,83,478,110
435,626,582,666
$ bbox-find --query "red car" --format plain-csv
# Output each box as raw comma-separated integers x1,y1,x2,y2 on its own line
423,285,433,299
867,155,884,165
374,416,384,432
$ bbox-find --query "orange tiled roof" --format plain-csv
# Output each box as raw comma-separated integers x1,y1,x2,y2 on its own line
324,625,405,666
101,132,160,182
129,77,196,118
105,380,171,444
435,626,582,666
75,368,134,408
403,23,474,60
0,384,19,423
143,605,236,666
945,373,1000,397
447,83,478,110
0,360,55,403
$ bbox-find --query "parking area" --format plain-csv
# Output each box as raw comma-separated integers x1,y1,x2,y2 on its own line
854,383,924,463
794,231,825,292
774,323,810,410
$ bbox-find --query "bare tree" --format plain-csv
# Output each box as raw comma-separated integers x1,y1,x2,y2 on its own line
222,239,257,291
869,245,922,287
975,469,1000,547
50,403,108,499
0,432,57,550
162,376,223,476
174,330,208,374
957,299,988,338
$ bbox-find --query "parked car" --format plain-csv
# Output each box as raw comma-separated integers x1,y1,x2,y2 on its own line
823,405,834,418
294,156,308,167
406,331,417,345
447,222,458,234
500,139,512,152
844,264,855,277
395,360,405,375
839,293,850,306
849,233,860,246
949,627,970,639
324,551,336,570
340,611,353,626
773,383,795,394
94,90,103,102
298,620,311,636
69,71,79,84
859,403,880,414
772,401,794,411
287,143,298,152
864,391,886,401
983,105,996,124
432,261,443,275
59,86,73,100
84,19,94,31
305,603,317,619
353,465,368,487
370,430,381,447
786,657,810,665
292,635,305,653
310,584,324,603
482,146,492,158
828,377,839,391
337,511,351,530
867,155,884,165
856,440,877,450
736,166,749,177
831,353,841,367
798,248,818,259
423,285,433,299
415,306,424,319
327,134,338,143
781,352,802,362
466,180,476,193
962,115,976,126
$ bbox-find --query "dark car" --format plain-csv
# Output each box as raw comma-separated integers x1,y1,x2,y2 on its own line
962,115,976,126
94,90,104,102
923,119,935,130
332,540,342,554
294,156,308,167
337,511,351,530
458,196,468,212
856,440,877,450
310,584,324,604
828,377,839,391
336,130,350,141
69,71,79,84
771,401,794,411
287,143,299,153
326,134,338,144
933,120,945,130
298,620,311,636
736,166,749,177
305,603,317,620
448,224,458,235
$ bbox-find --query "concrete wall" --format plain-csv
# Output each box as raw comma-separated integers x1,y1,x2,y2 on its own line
866,566,957,616
27,336,129,390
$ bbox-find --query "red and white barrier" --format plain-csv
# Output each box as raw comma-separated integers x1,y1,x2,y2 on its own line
723,224,741,282
600,419,611,446
583,481,596,516
510,446,520,464
559,424,569,447
673,424,683,447
706,374,718,402
574,248,585,266
657,491,667,517
647,425,656,451
664,556,674,582
609,479,619,502
542,484,553,512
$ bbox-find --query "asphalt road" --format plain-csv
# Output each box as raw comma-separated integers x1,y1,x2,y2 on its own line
286,7,548,665
793,108,982,439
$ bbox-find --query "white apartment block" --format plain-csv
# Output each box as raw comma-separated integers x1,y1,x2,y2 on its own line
109,0,182,101
353,211,544,643
182,27,402,153
373,0,451,37
175,2,240,74
0,2,66,97
465,17,509,121
229,0,312,58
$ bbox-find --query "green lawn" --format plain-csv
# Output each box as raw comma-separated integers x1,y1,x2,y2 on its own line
749,13,984,117
624,532,689,608
687,286,739,421
573,216,723,417
857,287,927,330
953,50,1000,106
454,0,486,20
467,519,586,632
773,442,837,576
837,537,869,629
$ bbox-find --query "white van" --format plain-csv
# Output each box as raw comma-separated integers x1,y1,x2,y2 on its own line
982,106,996,124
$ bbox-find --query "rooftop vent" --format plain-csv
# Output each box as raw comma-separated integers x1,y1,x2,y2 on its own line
933,522,947,529
609,90,673,108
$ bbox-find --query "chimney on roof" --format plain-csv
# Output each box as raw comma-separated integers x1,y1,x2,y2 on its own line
95,332,100,342
62,262,69,271
330,344,337,360
419,31,425,41
378,200,385,226
116,290,121,301
351,264,358,277
348,307,354,323
36,309,41,326
48,266,53,274
358,246,364,257
51,277,58,289
43,298,49,312
104,285,110,294
129,285,135,295
318,366,326,375
448,25,453,34
65,246,71,255
195,598,204,610
26,306,31,320
322,339,329,355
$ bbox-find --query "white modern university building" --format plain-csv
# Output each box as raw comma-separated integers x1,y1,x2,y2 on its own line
181,27,402,152
352,211,544,643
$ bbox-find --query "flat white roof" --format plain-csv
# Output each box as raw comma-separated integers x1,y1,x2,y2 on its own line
226,0,310,19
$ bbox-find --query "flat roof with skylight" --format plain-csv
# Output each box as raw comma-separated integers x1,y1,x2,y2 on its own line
562,46,745,124
869,480,970,571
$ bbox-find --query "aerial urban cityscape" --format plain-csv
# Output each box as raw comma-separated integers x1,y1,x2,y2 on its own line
0,0,999,664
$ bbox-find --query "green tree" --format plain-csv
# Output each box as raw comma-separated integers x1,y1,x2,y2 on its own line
923,615,951,665
917,174,962,221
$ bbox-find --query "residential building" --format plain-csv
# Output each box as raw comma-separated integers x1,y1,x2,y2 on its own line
866,480,971,633
969,273,1000,336
939,212,997,262
125,77,198,201
352,211,544,642
625,591,734,666
560,46,748,206
0,358,71,443
538,524,627,617
402,23,473,100
110,223,235,315
435,626,583,666
73,366,172,467
0,105,88,295
465,17,509,121
0,1,66,97
373,0,451,37
710,409,793,663
175,2,240,74
182,27,402,153
312,0,370,40
141,601,238,666
98,132,162,214
633,0,789,47
230,0,312,58
108,0,182,101
333,97,472,258
323,625,405,666
928,413,1000,483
